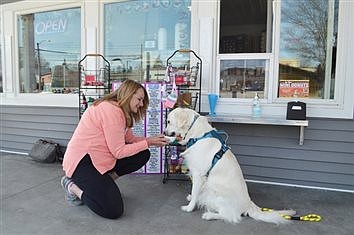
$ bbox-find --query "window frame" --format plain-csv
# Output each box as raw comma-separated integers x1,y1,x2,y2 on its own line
216,53,274,102
214,0,353,119
1,1,83,107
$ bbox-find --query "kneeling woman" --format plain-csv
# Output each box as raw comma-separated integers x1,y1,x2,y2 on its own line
61,80,168,219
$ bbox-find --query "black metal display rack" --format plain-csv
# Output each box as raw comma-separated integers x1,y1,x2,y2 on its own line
162,49,202,183
78,54,111,118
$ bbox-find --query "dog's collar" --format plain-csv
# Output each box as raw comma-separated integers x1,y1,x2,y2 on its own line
186,130,230,176
182,114,200,141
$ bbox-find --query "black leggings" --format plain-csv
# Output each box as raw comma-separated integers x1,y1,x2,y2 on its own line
71,150,150,219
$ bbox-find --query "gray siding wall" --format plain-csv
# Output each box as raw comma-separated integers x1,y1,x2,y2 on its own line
213,118,354,192
0,105,79,153
1,105,353,191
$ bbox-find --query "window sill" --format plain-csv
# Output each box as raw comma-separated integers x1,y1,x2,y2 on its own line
0,93,79,108
207,114,308,145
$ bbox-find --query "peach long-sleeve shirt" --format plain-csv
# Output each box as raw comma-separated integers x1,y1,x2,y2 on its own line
63,101,148,177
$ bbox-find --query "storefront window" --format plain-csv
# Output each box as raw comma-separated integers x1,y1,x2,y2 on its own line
278,0,338,99
219,59,269,98
18,8,81,93
218,0,273,98
219,0,272,54
104,0,191,83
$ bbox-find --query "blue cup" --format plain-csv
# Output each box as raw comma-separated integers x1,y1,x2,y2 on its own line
208,94,218,116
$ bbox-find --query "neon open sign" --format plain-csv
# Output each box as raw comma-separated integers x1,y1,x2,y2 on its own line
35,18,67,35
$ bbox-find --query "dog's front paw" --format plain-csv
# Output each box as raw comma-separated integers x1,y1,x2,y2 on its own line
181,204,194,212
186,194,191,202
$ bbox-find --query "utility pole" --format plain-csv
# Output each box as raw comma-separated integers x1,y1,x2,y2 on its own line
63,59,67,88
37,42,41,91
36,39,51,92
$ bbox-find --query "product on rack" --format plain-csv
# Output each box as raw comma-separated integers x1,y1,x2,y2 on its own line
169,153,179,174
252,92,261,118
78,54,111,119
87,97,95,107
163,80,178,109
165,64,199,87
81,94,88,113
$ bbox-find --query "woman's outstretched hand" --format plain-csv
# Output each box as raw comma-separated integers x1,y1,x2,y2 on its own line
147,134,169,147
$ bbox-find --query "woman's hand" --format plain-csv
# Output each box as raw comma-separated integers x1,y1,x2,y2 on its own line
147,134,169,147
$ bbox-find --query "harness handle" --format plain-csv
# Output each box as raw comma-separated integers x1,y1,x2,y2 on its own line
216,130,229,143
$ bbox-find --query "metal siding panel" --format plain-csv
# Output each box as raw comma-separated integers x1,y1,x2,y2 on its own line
237,155,354,175
235,145,354,164
242,165,354,186
215,123,299,138
0,106,77,153
305,129,354,142
2,127,74,139
0,141,33,152
2,134,38,143
2,105,77,117
308,118,354,131
3,120,77,132
246,176,354,191
231,136,354,153
4,134,71,146
1,113,78,124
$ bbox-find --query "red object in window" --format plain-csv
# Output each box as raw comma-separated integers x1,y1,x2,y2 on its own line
175,75,185,85
85,75,95,82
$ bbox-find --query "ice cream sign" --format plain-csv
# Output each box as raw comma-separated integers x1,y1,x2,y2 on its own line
35,17,67,35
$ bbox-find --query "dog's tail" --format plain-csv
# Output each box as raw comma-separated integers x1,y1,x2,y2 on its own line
245,201,296,225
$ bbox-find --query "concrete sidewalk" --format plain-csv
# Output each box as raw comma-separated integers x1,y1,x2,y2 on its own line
1,153,354,235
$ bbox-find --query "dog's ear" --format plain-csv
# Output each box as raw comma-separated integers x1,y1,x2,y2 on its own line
174,108,190,128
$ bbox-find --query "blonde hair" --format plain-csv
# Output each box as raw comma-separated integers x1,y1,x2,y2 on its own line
93,80,149,127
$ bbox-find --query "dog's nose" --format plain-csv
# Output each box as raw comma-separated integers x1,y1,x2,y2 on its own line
164,131,175,137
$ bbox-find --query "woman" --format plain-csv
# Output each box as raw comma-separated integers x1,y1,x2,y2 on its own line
61,79,168,219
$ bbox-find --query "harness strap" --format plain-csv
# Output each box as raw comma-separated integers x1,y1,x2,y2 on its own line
186,130,225,148
183,115,200,141
186,130,230,176
206,143,229,176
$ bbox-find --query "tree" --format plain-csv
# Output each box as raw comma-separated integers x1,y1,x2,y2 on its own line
281,0,337,71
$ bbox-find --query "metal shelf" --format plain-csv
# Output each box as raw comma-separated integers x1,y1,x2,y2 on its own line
163,49,202,183
207,114,308,145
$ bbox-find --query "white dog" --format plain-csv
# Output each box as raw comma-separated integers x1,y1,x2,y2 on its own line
164,108,296,224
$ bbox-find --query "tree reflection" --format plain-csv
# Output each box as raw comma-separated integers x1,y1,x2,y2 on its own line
280,0,338,98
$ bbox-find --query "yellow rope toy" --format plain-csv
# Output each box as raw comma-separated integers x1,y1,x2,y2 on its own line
261,208,322,222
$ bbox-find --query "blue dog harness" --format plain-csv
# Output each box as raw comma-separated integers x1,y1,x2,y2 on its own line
186,130,230,176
